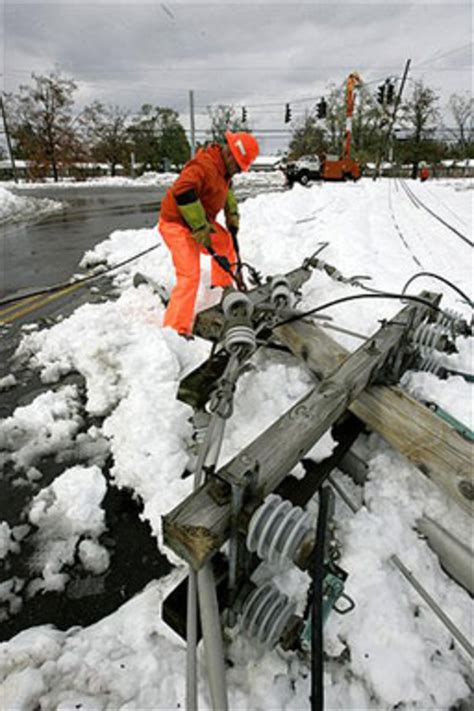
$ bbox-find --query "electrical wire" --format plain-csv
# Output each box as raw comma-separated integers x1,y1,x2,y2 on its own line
398,180,473,247
401,272,473,308
0,244,160,308
310,486,330,711
272,292,445,329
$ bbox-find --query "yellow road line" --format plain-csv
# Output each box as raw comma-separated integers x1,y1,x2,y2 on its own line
0,282,84,325
0,292,47,319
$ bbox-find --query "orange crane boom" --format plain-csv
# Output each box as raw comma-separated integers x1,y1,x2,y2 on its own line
343,72,361,161
321,72,362,181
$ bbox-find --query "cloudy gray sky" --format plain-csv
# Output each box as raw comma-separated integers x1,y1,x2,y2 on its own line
2,1,472,153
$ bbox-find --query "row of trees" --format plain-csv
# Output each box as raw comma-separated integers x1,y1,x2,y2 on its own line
2,72,472,181
4,73,191,180
288,80,473,179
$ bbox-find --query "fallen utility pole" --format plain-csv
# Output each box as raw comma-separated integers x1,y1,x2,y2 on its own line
274,317,473,515
193,278,472,515
163,294,438,570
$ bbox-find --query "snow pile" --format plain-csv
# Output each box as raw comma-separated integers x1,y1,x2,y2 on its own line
0,178,473,709
234,169,285,190
27,465,108,593
0,386,82,473
0,523,19,561
6,168,285,194
0,186,63,224
0,374,16,391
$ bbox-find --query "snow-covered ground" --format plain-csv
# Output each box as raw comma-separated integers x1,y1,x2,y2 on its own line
1,169,285,195
0,186,64,225
0,177,473,709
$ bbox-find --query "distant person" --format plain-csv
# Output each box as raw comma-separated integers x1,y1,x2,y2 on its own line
158,131,259,337
420,165,430,182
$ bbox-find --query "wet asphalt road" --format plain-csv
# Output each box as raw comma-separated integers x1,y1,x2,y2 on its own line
1,185,164,300
0,186,170,639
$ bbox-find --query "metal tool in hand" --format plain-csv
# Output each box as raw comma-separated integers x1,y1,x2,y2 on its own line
206,244,246,292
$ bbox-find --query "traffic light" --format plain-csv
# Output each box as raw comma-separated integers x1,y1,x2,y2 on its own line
242,106,247,123
377,84,385,105
284,103,292,123
386,81,395,104
317,98,327,119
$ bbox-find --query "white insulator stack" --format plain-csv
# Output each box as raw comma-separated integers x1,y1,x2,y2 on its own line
412,318,446,375
246,493,314,569
438,308,464,338
222,291,257,355
239,582,296,649
224,325,256,354
270,275,293,309
222,291,254,319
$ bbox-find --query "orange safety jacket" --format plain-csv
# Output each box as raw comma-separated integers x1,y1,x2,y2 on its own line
160,145,232,225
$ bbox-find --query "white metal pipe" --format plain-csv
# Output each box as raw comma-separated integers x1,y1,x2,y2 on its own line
186,569,198,711
328,474,473,660
197,564,229,710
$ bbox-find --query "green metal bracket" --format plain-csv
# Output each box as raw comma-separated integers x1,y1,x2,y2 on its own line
426,401,474,442
299,572,346,651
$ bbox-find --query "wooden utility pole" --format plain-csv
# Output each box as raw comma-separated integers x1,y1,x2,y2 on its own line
374,59,411,180
0,95,18,183
163,294,441,569
275,317,473,513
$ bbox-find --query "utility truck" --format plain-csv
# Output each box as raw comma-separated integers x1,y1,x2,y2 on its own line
284,72,362,186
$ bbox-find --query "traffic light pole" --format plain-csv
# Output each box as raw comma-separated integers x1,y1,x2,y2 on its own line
373,59,411,180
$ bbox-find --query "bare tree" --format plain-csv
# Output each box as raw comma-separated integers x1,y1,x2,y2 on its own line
448,93,473,155
7,72,79,181
80,102,130,176
400,80,440,178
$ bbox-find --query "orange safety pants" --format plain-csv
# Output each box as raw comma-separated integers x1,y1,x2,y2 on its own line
159,218,237,335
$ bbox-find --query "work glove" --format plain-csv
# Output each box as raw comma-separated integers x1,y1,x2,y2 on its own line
225,189,240,233
192,223,213,249
175,190,215,249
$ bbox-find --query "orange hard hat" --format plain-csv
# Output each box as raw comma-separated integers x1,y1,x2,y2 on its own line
225,130,260,172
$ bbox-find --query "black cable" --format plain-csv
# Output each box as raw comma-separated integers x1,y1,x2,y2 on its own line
311,486,330,711
400,180,473,247
0,244,160,308
273,292,444,329
401,272,473,309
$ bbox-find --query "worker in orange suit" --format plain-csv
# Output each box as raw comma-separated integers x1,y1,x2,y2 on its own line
158,131,260,337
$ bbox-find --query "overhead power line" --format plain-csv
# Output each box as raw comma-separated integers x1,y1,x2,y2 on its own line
413,41,473,70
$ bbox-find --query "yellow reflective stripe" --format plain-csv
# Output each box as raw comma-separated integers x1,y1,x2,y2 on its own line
177,199,207,230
